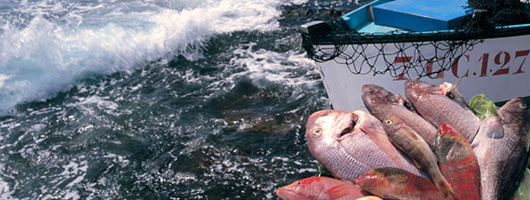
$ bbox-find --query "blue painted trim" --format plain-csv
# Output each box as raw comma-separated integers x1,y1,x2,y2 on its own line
341,0,393,30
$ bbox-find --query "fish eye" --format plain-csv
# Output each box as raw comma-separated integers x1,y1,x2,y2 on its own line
312,128,322,136
297,181,301,185
446,92,455,99
384,120,392,125
520,103,528,109
403,101,412,110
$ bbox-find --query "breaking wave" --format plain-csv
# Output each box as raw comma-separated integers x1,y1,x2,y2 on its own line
0,0,306,115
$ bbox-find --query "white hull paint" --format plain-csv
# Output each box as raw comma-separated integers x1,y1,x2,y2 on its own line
318,34,530,112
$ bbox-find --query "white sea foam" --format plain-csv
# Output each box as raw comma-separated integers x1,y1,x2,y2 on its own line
0,163,14,199
228,42,318,88
0,0,307,115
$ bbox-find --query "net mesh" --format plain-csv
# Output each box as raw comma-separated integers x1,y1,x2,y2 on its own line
301,0,530,79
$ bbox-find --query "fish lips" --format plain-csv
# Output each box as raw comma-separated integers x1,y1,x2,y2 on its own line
362,84,404,106
276,186,300,200
305,110,361,152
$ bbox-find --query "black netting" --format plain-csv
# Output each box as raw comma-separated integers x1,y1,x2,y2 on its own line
301,0,530,79
466,0,530,30
302,29,485,79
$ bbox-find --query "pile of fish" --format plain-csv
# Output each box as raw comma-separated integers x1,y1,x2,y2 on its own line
276,80,530,200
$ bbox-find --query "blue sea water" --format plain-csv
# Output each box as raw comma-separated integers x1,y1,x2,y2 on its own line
0,0,362,199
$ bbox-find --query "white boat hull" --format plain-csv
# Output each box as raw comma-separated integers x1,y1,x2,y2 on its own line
318,34,530,112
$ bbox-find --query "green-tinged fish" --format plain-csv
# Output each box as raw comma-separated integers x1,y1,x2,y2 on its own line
434,122,481,200
362,84,438,146
276,176,368,200
305,110,423,182
382,115,455,198
471,97,529,200
468,94,498,120
405,80,481,142
356,167,451,200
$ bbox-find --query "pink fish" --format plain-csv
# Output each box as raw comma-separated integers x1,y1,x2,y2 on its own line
276,176,368,200
356,167,451,200
305,110,423,182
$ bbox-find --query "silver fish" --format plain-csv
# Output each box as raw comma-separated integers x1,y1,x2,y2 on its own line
471,97,529,200
405,80,481,142
305,110,423,182
362,84,438,146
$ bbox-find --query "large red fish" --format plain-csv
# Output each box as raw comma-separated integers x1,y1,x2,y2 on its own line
276,176,368,200
434,122,481,200
356,167,450,200
305,110,423,182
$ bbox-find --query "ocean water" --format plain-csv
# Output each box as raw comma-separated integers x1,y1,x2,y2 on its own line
0,0,362,199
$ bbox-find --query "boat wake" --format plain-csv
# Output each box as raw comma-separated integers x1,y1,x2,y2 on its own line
0,0,305,115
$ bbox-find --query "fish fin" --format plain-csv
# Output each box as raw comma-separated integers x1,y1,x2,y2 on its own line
324,185,352,199
387,174,409,185
434,177,455,199
400,127,419,141
449,77,463,93
412,159,422,170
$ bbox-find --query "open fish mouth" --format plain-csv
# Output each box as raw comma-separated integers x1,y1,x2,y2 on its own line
338,113,358,139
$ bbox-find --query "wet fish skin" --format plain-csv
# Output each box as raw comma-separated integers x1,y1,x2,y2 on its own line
356,167,450,200
350,110,423,177
382,115,454,198
361,84,416,113
305,110,370,182
405,79,481,142
276,176,367,200
434,122,481,200
362,84,438,146
471,97,529,200
305,110,423,182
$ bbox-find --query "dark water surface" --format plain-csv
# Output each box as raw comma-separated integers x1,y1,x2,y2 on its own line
0,0,363,199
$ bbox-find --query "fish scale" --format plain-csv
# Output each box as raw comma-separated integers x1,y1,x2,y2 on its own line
340,130,402,172
305,110,423,183
276,176,369,200
362,84,438,146
434,123,481,200
405,80,481,142
382,115,455,198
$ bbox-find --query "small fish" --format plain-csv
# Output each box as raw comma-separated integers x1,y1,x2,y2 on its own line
351,110,422,175
434,122,481,200
382,115,455,198
472,97,530,200
276,176,368,200
356,167,450,200
405,79,481,142
305,110,423,182
362,84,438,146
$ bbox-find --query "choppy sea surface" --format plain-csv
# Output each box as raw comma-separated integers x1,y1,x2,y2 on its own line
0,0,365,199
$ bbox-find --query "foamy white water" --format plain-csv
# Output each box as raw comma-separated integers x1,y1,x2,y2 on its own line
0,0,306,115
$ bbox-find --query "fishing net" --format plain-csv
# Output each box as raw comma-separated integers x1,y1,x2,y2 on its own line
466,0,530,30
301,0,530,80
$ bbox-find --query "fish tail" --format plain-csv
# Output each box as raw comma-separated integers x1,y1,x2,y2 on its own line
435,177,455,199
